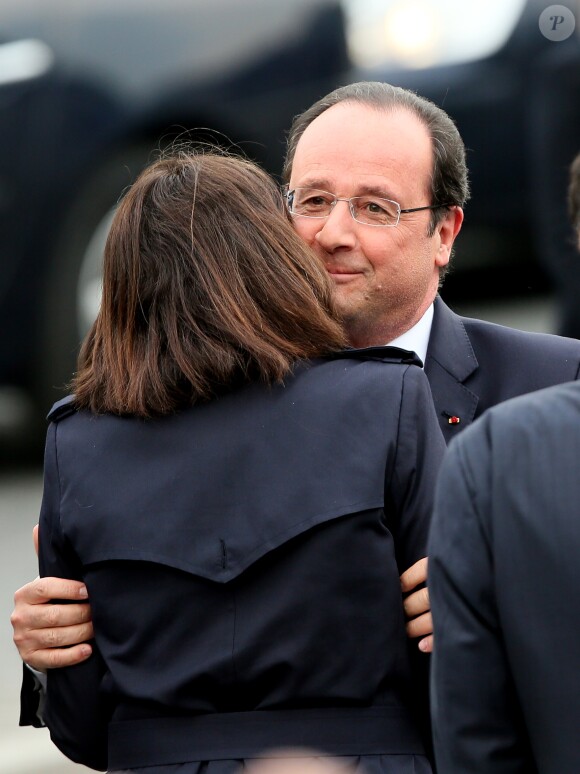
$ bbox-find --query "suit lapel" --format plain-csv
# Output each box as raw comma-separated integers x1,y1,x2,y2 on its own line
425,297,480,443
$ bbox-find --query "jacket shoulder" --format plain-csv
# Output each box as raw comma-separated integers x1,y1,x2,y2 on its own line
46,395,77,423
461,314,580,355
435,296,580,358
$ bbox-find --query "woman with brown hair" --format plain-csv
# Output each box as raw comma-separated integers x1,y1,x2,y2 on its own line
38,150,445,773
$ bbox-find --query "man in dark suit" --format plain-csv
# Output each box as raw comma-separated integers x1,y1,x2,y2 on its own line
282,81,580,450
11,83,580,711
428,148,580,773
428,379,580,773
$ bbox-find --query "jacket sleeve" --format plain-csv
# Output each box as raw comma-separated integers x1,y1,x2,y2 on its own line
383,365,446,759
428,421,535,773
19,664,46,728
387,364,447,574
38,422,109,771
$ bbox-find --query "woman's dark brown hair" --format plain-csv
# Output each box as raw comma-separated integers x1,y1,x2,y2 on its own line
71,150,346,416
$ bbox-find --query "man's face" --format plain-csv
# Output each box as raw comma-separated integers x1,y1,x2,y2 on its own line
288,103,463,346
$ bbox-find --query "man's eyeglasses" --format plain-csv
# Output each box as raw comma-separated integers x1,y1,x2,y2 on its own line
285,188,453,228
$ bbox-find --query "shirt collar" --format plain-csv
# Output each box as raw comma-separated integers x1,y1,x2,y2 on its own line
387,304,434,367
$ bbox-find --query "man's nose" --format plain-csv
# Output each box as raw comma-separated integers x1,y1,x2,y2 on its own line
314,200,357,252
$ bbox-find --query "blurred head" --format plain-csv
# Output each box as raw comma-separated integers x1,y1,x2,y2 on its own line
245,751,354,774
72,150,346,416
283,82,468,345
568,151,580,249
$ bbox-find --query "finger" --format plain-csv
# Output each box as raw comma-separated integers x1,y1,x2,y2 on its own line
403,586,430,618
14,577,88,605
26,643,93,672
418,635,434,654
400,557,428,593
32,524,39,557
29,620,95,650
405,611,433,639
14,620,95,665
13,601,92,632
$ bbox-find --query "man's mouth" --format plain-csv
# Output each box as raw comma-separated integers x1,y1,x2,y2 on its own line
325,267,363,282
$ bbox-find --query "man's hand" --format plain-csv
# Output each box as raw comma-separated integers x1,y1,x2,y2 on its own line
400,557,433,653
11,577,94,671
12,525,94,674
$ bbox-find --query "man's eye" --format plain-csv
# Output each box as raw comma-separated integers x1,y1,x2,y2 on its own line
305,196,328,206
365,200,388,214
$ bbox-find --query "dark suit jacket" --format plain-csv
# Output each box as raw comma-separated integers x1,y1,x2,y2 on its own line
428,380,580,773
37,352,444,772
426,297,580,442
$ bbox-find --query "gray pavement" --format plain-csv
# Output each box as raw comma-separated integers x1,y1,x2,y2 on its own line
0,293,558,773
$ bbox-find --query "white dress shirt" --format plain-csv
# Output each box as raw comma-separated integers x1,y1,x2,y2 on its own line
387,304,433,367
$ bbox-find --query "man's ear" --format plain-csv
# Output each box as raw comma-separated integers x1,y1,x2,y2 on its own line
435,206,464,268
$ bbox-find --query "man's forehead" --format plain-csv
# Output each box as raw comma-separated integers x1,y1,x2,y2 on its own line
290,104,432,197
297,103,429,147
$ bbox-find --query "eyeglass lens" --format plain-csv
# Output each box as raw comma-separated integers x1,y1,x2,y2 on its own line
289,188,399,226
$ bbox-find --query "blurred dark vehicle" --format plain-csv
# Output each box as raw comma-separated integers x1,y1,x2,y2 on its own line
0,0,350,423
348,0,579,295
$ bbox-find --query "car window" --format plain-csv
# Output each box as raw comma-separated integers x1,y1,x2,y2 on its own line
343,0,528,68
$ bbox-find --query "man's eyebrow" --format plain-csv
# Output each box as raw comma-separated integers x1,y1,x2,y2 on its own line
295,180,399,200
356,184,399,201
294,178,333,191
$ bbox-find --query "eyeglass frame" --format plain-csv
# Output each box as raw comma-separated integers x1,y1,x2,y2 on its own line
284,187,454,228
